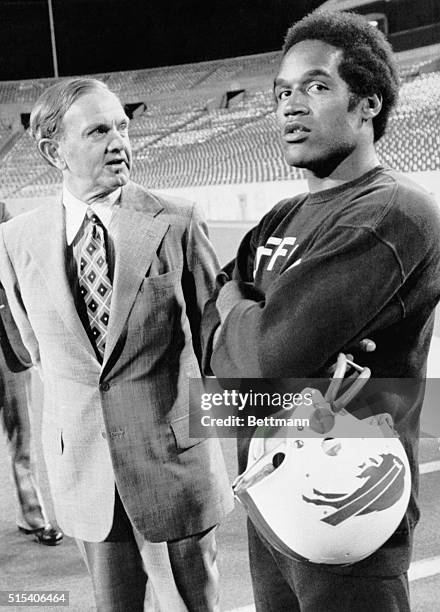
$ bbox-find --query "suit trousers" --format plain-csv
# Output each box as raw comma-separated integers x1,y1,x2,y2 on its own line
0,362,47,530
247,520,411,612
76,490,220,612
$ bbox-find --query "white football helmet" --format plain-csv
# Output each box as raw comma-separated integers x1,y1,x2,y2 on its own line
233,354,411,565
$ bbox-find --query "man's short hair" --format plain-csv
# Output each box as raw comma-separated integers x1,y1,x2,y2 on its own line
282,10,400,142
30,77,115,142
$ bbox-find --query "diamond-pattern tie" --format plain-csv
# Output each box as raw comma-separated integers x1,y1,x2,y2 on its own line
78,211,112,359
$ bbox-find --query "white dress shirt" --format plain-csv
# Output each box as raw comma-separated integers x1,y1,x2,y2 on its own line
62,185,121,246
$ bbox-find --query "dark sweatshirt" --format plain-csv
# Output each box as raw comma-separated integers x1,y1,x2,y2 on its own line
202,165,440,575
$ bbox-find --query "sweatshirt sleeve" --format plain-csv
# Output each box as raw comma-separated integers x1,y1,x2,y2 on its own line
200,225,259,375
211,223,406,378
182,202,220,365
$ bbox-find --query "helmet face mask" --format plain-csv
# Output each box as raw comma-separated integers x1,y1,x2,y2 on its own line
233,358,411,566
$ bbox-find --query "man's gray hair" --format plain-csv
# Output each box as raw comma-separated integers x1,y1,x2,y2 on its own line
30,77,115,142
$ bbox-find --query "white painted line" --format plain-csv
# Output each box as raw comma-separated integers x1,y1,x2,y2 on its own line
419,460,440,474
409,556,440,582
226,606,255,612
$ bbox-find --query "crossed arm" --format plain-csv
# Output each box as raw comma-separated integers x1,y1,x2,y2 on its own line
202,224,403,379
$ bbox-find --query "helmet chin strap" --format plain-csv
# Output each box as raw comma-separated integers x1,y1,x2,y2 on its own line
324,352,371,413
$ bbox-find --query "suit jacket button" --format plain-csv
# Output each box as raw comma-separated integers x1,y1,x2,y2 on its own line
100,382,110,391
101,430,107,439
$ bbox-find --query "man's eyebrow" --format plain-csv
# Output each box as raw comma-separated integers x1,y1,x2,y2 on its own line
273,77,288,90
273,69,333,89
84,121,108,132
82,117,129,133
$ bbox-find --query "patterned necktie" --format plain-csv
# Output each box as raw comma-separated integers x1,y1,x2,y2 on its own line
78,211,112,360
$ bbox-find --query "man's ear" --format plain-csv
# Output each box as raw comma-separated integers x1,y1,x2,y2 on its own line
361,93,382,121
37,138,66,170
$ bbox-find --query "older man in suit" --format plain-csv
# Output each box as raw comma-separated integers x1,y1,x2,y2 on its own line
0,78,232,611
0,203,62,546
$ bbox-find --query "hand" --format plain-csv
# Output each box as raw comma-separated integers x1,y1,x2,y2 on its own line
216,281,243,323
216,280,264,324
326,339,376,376
357,338,376,353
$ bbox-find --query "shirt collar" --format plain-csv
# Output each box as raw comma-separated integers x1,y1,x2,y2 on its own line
63,185,121,245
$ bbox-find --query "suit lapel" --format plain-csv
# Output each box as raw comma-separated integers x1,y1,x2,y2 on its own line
103,183,169,362
27,199,97,359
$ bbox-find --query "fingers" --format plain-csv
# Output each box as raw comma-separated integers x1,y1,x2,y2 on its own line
325,337,375,377
359,338,376,352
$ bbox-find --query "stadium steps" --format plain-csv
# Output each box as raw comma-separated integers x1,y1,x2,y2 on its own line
190,65,220,89
0,130,23,163
133,108,207,153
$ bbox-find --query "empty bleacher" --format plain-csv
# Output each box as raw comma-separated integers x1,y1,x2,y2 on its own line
0,48,438,199
0,118,14,151
377,71,440,172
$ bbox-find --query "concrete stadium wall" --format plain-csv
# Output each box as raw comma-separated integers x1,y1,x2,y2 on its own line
5,170,440,223
154,180,309,221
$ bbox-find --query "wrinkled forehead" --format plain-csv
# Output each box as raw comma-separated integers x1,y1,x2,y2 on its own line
62,89,127,131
